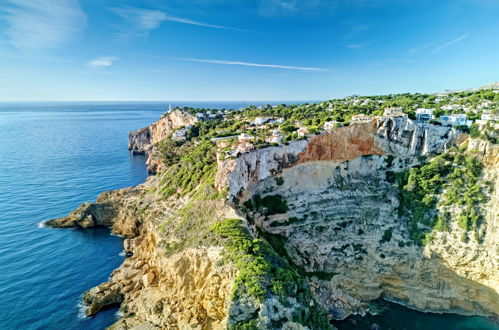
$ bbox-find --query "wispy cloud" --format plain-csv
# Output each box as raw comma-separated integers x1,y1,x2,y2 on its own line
0,0,86,48
86,56,119,69
408,42,433,54
431,34,468,55
111,7,246,38
176,57,328,71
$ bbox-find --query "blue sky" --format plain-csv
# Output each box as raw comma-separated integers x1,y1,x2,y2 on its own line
1,0,498,101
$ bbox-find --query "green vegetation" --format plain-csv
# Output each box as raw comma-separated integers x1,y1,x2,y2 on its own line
156,139,218,197
380,228,393,243
470,122,498,144
211,218,332,330
394,147,490,245
243,194,289,215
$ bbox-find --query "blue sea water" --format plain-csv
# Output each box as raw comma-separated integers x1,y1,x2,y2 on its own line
0,102,497,330
0,102,252,330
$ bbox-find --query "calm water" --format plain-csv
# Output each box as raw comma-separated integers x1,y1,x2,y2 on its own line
333,300,499,330
0,102,252,330
0,102,497,330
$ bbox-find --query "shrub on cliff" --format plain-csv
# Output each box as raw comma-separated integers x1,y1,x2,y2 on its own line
396,147,490,245
157,139,217,197
211,218,332,330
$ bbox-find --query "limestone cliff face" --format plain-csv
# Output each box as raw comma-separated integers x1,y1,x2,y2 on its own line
48,175,240,329
219,118,498,320
128,109,198,172
217,117,458,199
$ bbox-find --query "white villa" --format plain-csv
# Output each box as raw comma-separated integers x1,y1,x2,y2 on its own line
441,104,461,111
253,116,272,126
415,108,434,122
350,114,372,123
238,133,255,142
297,127,309,137
382,107,407,118
481,110,499,122
323,121,339,130
439,114,472,127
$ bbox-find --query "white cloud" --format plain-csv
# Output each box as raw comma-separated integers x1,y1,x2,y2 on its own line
111,7,245,38
86,56,119,69
177,57,328,71
431,34,468,55
1,0,86,48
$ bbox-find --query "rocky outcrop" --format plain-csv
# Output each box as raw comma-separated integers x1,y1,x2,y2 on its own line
45,186,145,237
128,109,198,173
239,136,498,319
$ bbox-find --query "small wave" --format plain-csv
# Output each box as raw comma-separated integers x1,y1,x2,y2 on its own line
37,221,47,228
118,250,126,257
115,309,123,320
77,300,88,319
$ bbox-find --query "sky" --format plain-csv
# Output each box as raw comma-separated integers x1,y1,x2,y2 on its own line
0,0,498,101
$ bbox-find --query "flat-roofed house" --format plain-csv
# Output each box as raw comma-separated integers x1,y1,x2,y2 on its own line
415,108,434,123
439,114,472,127
382,107,407,118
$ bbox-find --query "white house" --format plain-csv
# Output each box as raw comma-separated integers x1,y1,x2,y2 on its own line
238,133,255,142
270,118,285,124
297,127,309,137
439,114,472,127
172,126,192,141
481,110,498,122
415,108,434,122
323,121,339,130
478,100,494,109
253,116,271,126
382,107,407,118
350,114,372,123
441,104,461,111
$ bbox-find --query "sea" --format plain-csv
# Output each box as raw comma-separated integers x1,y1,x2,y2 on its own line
0,102,497,330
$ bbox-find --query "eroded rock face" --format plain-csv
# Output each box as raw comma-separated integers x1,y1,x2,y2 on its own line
240,139,498,319
83,282,124,316
48,175,240,329
219,118,458,200
44,185,145,237
128,109,198,172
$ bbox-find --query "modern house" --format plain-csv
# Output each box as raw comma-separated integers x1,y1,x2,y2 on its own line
238,133,255,142
439,114,472,127
382,107,407,118
253,116,271,126
441,104,461,111
415,108,434,123
350,114,372,123
297,127,309,137
481,110,499,122
172,126,192,141
323,121,339,130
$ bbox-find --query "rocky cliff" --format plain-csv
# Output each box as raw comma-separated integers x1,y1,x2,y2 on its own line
128,109,198,173
47,113,498,329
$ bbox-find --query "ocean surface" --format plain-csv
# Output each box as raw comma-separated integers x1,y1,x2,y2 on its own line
0,102,497,330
